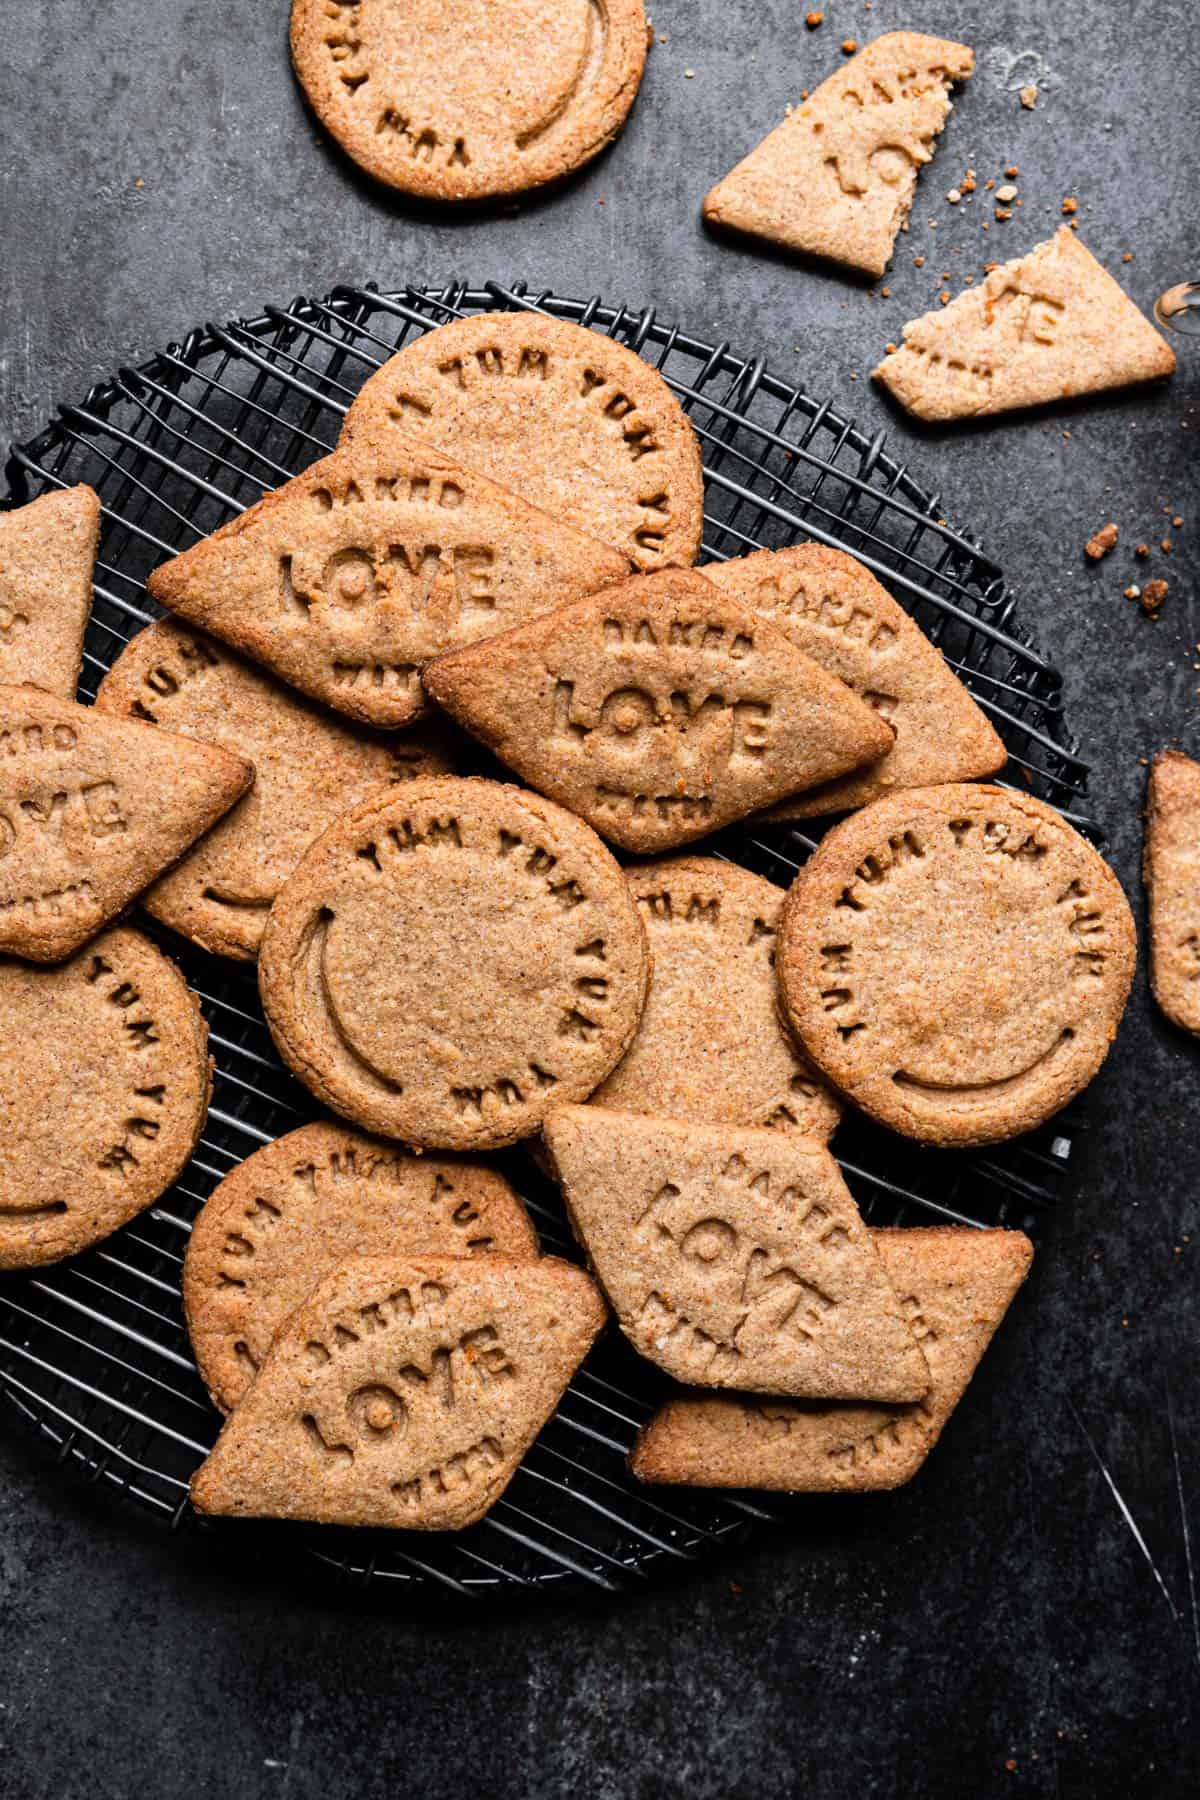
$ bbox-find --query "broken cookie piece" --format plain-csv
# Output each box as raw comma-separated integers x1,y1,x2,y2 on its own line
1085,522,1118,562
702,33,974,278
874,228,1176,421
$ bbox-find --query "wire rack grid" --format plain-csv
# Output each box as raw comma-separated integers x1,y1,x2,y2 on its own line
0,278,1091,1597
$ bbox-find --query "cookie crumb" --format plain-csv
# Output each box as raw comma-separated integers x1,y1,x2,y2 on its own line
842,40,858,54
1019,84,1038,108
1124,585,1141,601
1141,579,1169,614
1005,165,1020,177
1162,538,1174,554
1085,522,1118,561
939,290,951,306
1122,251,1134,263
1136,542,1150,559
995,184,1018,204
1061,197,1078,215
914,255,926,267
995,206,1013,222
947,187,962,204
805,9,824,25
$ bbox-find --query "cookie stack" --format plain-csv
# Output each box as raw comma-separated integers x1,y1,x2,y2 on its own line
0,313,1136,1532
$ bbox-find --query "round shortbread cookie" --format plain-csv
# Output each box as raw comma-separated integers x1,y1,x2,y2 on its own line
340,312,704,571
778,785,1136,1146
592,857,842,1140
259,778,650,1149
96,620,453,961
0,927,211,1268
290,0,650,202
184,1121,539,1412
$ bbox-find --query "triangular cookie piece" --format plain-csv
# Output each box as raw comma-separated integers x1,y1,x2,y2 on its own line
702,34,973,277
630,1227,1033,1490
0,486,100,699
422,567,893,853
705,545,1007,816
339,312,704,571
147,423,629,728
544,1107,930,1400
0,684,253,961
875,228,1176,421
190,1254,606,1531
1144,750,1200,1035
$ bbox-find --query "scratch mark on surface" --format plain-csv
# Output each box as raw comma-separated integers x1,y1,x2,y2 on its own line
1071,1400,1178,1623
1165,1383,1200,1669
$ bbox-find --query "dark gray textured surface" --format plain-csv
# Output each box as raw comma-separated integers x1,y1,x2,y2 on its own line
1,3,1198,1795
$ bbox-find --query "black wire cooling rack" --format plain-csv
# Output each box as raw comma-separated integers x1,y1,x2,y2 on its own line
0,279,1092,1597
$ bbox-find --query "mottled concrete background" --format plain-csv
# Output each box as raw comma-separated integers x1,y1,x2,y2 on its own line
0,3,1198,1795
